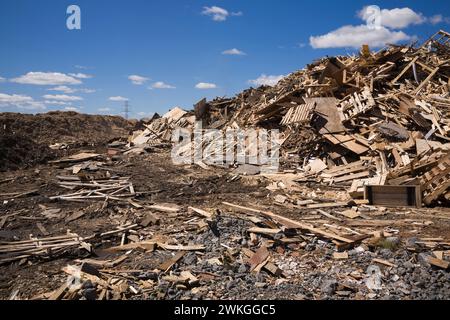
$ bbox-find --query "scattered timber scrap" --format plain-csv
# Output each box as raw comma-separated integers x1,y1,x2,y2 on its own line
0,232,91,264
0,224,138,265
49,152,102,164
51,176,136,202
222,202,360,245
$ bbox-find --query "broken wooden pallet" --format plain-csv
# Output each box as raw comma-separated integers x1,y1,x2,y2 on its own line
338,86,376,122
420,153,450,205
280,102,315,125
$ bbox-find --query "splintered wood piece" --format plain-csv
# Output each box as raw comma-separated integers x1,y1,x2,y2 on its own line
333,251,349,260
247,227,282,236
372,258,397,267
148,204,181,213
317,210,342,221
157,251,186,272
157,243,205,251
36,223,49,236
433,251,444,260
426,256,450,269
0,216,8,229
104,241,156,252
66,211,86,223
248,246,269,272
188,207,213,219
339,209,360,219
48,282,69,300
140,213,160,227
241,248,282,276
307,202,348,209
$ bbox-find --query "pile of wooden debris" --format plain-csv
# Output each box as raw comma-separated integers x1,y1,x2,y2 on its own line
127,30,450,208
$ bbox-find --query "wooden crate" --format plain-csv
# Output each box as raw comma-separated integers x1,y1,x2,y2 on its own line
364,185,422,208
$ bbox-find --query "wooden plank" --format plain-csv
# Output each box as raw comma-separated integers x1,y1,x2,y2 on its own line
307,202,348,209
333,251,348,260
157,251,186,272
335,234,373,251
321,165,367,178
222,202,354,243
248,246,269,272
414,67,439,95
373,258,397,267
36,223,49,236
391,56,419,84
48,282,69,300
332,171,371,183
158,243,205,251
148,204,181,213
188,207,213,219
317,210,342,221
324,160,364,174
247,227,282,236
104,241,156,252
323,134,369,155
426,256,450,269
241,248,283,276
338,209,360,219
140,213,160,227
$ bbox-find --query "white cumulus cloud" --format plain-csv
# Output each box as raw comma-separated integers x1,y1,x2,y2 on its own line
69,73,93,79
47,86,96,94
0,93,34,105
44,100,71,106
248,74,284,87
222,48,246,55
195,82,217,89
429,14,444,25
0,92,46,110
358,7,425,29
42,94,83,102
109,96,129,102
128,75,149,85
151,81,176,89
79,88,96,93
309,6,429,49
202,6,229,21
11,72,82,85
47,86,76,94
310,25,411,49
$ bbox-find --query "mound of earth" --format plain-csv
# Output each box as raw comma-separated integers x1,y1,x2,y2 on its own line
0,134,54,171
0,111,133,171
0,111,132,146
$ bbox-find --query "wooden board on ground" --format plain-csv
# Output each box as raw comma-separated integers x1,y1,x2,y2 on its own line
157,251,186,272
248,246,269,272
222,202,354,243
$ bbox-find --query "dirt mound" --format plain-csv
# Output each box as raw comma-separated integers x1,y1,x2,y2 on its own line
0,111,132,146
0,134,54,171
0,111,132,171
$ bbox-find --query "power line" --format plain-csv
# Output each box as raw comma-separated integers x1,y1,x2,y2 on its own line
123,101,130,120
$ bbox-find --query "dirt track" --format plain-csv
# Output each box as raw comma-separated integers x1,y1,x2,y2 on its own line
1,148,450,300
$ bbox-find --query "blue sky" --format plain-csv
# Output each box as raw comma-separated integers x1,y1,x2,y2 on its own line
1,0,449,118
